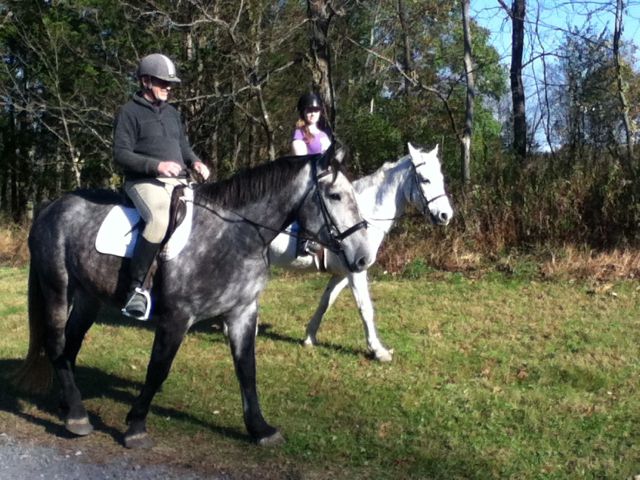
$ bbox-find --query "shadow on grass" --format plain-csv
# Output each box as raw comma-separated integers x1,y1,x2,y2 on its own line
257,323,371,359
98,306,370,360
0,358,247,447
95,305,229,342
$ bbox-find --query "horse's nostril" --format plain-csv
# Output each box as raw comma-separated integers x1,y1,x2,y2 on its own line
441,212,449,222
353,256,368,272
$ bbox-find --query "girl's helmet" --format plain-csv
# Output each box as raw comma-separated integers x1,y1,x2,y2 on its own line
297,93,322,118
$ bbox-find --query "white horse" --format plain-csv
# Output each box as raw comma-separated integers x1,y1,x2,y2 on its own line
268,143,453,361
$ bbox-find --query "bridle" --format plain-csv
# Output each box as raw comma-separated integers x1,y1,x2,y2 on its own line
299,159,368,254
410,160,449,222
188,158,368,255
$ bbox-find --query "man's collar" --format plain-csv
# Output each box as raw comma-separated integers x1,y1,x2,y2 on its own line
134,92,165,110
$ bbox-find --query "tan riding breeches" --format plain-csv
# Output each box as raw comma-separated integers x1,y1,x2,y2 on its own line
124,178,187,243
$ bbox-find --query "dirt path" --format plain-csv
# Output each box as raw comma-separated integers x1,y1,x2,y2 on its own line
0,431,226,480
0,406,287,480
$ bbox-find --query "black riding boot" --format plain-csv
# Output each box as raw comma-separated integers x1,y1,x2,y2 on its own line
122,237,161,320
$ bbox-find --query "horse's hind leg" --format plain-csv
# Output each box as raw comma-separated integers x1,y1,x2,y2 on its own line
58,290,100,431
65,290,100,370
304,275,349,347
39,278,94,436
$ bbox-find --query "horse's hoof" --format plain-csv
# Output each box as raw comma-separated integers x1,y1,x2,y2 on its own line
257,430,285,447
373,348,394,362
65,417,94,436
124,431,155,449
303,336,316,347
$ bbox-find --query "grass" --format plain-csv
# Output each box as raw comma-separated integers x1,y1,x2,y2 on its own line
1,265,639,479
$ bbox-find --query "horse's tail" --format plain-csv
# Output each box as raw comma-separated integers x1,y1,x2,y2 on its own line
12,261,53,393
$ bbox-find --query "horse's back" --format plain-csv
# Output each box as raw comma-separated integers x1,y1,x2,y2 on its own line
29,189,124,264
32,189,122,228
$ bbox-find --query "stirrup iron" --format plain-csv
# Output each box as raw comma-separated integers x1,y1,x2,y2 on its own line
122,287,152,321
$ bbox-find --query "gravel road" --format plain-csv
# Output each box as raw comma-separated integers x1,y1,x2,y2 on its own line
0,432,227,480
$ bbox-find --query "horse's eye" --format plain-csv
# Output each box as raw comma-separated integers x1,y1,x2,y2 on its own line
421,178,431,185
328,193,342,201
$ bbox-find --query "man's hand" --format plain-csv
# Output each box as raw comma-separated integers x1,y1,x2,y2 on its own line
157,161,183,177
192,161,210,180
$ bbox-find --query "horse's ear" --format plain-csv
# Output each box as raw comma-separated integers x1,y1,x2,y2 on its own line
333,147,346,168
318,142,336,172
408,142,421,163
329,147,347,182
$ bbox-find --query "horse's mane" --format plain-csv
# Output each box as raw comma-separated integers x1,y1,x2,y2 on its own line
354,154,410,194
196,155,310,209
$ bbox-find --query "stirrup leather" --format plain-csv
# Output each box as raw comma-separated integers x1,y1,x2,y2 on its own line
121,287,152,321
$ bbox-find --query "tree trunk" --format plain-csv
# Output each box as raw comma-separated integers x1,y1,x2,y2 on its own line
461,0,474,184
613,0,634,170
397,0,412,96
307,0,335,128
510,0,526,161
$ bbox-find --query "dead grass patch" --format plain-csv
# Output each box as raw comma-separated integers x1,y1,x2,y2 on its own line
539,245,640,281
0,223,29,266
3,218,640,283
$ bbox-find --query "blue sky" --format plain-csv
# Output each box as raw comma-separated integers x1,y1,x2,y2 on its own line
471,0,640,67
470,1,640,150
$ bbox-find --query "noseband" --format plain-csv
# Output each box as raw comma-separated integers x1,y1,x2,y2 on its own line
307,160,368,254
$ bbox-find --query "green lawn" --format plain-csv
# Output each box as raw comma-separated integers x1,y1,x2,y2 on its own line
1,266,638,479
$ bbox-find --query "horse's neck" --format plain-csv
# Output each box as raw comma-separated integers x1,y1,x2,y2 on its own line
194,174,309,246
354,156,412,234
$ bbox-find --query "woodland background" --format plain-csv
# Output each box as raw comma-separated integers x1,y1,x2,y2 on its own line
1,0,640,268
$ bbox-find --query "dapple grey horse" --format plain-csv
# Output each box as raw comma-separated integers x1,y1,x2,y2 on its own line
15,148,371,448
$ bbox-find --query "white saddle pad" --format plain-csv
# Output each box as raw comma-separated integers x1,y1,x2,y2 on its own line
95,188,194,261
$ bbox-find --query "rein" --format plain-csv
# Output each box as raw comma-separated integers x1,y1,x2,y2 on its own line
187,159,368,254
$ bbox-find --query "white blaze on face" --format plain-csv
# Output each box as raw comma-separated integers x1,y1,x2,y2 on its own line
408,143,453,225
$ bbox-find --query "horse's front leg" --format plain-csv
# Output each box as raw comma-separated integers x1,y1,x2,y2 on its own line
226,302,283,446
304,275,349,347
124,315,189,449
349,271,393,362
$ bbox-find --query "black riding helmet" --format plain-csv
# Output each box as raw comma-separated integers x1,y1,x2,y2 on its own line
297,93,323,118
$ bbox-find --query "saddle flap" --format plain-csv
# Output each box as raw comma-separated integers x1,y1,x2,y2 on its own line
95,206,141,258
95,187,194,261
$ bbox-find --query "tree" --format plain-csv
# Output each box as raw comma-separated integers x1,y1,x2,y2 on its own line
0,0,508,218
333,1,505,179
502,0,527,161
461,0,475,184
306,0,339,128
613,0,635,169
547,26,640,169
0,0,143,219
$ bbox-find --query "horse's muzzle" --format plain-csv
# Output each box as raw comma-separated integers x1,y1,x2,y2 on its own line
349,253,371,273
430,209,451,225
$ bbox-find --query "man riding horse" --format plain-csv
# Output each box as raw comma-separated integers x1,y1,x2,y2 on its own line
113,53,210,320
